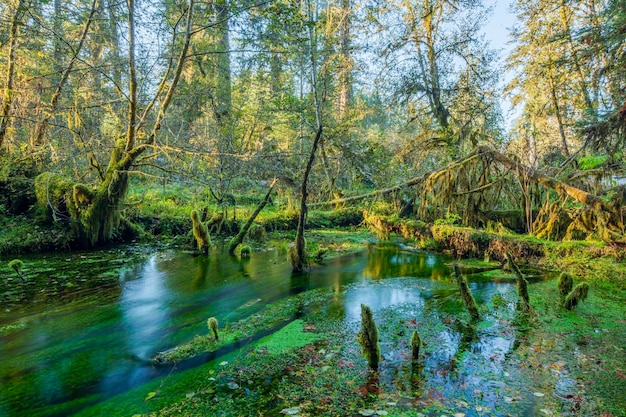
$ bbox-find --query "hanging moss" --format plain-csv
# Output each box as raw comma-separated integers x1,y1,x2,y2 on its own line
557,272,574,297
207,317,219,340
506,252,531,312
563,282,590,310
453,265,480,321
191,209,211,254
357,304,380,371
410,330,421,361
72,184,93,208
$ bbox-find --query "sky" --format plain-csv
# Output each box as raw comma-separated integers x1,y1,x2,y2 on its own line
482,0,519,128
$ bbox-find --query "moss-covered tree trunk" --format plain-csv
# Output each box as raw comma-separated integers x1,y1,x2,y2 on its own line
228,178,277,254
506,252,531,312
291,126,323,273
453,265,480,321
34,0,195,246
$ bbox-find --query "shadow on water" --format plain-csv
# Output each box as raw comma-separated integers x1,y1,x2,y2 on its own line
0,243,542,416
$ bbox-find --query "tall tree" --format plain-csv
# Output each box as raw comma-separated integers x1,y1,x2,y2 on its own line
0,0,25,151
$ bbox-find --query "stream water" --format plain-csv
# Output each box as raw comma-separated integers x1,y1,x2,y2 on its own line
0,243,525,417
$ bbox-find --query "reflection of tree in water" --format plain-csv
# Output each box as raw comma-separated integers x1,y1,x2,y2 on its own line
361,245,450,281
192,256,208,288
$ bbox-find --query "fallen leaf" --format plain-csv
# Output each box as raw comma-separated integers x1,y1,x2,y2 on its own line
144,391,157,401
615,369,626,380
533,392,545,397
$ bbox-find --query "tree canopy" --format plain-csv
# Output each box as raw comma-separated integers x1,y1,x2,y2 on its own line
0,0,623,246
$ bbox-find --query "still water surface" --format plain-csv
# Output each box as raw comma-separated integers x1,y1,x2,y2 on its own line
0,243,515,416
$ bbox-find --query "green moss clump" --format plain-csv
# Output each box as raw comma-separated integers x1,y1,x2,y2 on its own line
357,304,380,371
191,209,210,254
207,317,219,340
563,282,590,310
557,272,574,297
8,259,24,280
240,245,251,258
453,265,480,321
410,330,421,361
34,172,74,219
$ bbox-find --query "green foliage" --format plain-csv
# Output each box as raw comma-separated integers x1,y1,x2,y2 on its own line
207,317,219,340
434,211,461,226
563,282,590,310
357,304,380,370
578,155,608,170
557,272,574,297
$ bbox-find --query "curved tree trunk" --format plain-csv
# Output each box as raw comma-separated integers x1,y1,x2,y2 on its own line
228,178,277,254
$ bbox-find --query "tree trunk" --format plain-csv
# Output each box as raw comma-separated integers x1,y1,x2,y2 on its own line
291,125,323,273
73,0,195,245
0,0,25,151
228,178,277,254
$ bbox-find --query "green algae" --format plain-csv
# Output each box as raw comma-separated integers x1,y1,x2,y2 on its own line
255,319,324,354
153,288,335,364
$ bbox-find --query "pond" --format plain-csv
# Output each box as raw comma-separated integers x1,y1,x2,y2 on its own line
1,243,529,417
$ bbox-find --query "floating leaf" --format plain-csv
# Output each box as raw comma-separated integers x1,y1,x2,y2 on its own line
144,391,157,401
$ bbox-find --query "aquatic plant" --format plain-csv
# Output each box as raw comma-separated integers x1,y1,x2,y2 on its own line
453,265,480,321
8,259,25,281
357,304,380,371
506,252,531,312
191,209,211,254
207,317,219,340
563,282,590,310
240,245,251,258
557,272,574,297
410,330,421,361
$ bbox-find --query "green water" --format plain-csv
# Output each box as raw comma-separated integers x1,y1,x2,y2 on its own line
0,243,520,417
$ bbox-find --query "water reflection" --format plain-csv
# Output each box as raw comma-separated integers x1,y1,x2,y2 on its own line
120,255,170,361
0,243,532,417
